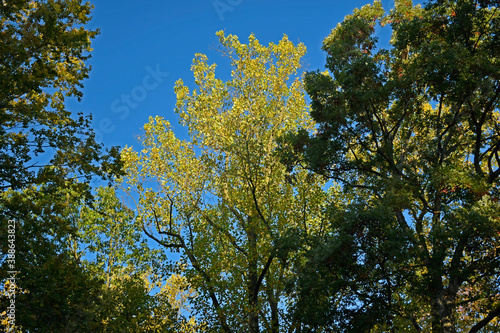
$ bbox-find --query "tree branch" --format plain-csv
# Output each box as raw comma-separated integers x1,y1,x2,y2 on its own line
469,304,500,333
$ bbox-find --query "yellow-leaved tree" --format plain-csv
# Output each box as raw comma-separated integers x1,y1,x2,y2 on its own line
121,31,328,332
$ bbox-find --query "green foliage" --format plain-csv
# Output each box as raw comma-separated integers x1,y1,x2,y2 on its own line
74,186,198,333
286,0,500,332
292,202,414,332
76,186,165,285
0,186,104,332
122,31,328,333
0,0,122,193
10,252,102,332
1,0,498,332
0,1,122,331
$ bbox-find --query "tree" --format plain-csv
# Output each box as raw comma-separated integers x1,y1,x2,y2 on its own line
0,185,105,332
121,31,328,332
150,273,203,333
0,1,122,331
0,0,120,193
286,0,500,332
75,186,164,287
73,186,200,332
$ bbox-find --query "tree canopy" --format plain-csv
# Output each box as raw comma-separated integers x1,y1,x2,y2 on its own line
121,30,329,333
285,0,500,332
0,0,121,194
0,1,121,331
2,0,500,332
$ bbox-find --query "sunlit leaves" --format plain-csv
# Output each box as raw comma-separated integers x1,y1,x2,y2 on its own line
122,31,327,332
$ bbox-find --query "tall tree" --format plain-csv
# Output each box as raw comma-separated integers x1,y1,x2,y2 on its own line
286,0,500,332
0,1,121,331
122,31,328,332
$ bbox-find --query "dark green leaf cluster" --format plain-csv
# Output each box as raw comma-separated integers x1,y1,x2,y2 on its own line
0,1,124,332
286,0,500,331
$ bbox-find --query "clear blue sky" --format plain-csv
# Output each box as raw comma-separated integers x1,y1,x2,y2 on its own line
71,0,394,150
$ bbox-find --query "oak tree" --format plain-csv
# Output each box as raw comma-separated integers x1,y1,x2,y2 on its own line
287,1,500,332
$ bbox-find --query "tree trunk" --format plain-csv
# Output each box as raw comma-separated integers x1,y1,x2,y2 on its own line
248,225,260,333
266,284,279,333
431,289,457,333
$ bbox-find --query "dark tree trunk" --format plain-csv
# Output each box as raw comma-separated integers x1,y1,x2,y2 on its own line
431,288,457,333
248,226,260,333
266,284,279,333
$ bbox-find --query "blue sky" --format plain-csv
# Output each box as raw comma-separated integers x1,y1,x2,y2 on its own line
70,0,394,151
